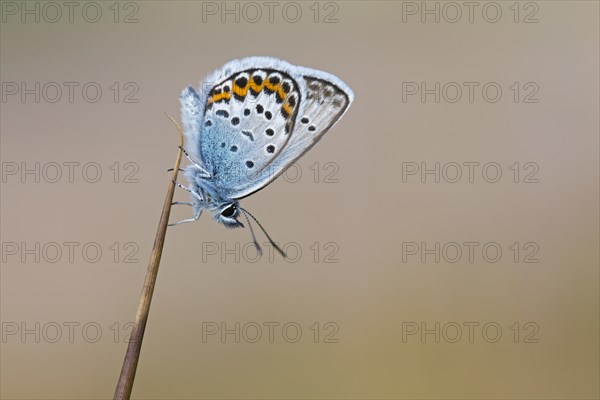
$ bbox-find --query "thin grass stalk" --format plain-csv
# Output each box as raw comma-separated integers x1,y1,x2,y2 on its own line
114,114,184,399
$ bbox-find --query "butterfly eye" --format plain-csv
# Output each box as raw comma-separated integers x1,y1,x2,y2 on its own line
220,204,237,218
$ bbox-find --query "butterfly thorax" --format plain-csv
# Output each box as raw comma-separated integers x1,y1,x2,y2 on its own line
184,166,242,228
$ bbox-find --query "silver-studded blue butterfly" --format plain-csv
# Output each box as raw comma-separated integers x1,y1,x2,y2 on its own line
172,57,354,257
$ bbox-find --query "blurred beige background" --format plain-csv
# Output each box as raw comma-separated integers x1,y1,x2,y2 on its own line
1,1,598,399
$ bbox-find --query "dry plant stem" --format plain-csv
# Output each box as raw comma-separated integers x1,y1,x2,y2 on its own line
114,114,184,400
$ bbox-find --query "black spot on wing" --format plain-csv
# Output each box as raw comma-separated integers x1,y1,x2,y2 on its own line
288,95,296,108
252,75,263,85
242,130,254,141
235,76,248,87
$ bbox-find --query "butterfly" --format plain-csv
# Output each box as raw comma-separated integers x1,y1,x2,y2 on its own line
171,57,354,257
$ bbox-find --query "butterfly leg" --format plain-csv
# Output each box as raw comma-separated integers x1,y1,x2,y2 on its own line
168,208,202,226
179,146,211,178
172,201,193,206
173,180,204,202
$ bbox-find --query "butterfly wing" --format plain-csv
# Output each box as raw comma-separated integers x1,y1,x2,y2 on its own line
180,57,353,199
232,72,354,199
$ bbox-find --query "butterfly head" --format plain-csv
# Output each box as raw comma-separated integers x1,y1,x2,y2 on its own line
214,201,243,228
214,200,287,258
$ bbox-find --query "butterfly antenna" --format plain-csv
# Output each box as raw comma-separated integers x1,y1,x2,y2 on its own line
240,209,263,257
239,207,286,258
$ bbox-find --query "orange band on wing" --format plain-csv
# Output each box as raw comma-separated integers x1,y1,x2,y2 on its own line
248,80,264,93
207,72,297,122
208,92,231,104
282,102,293,116
233,83,248,97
